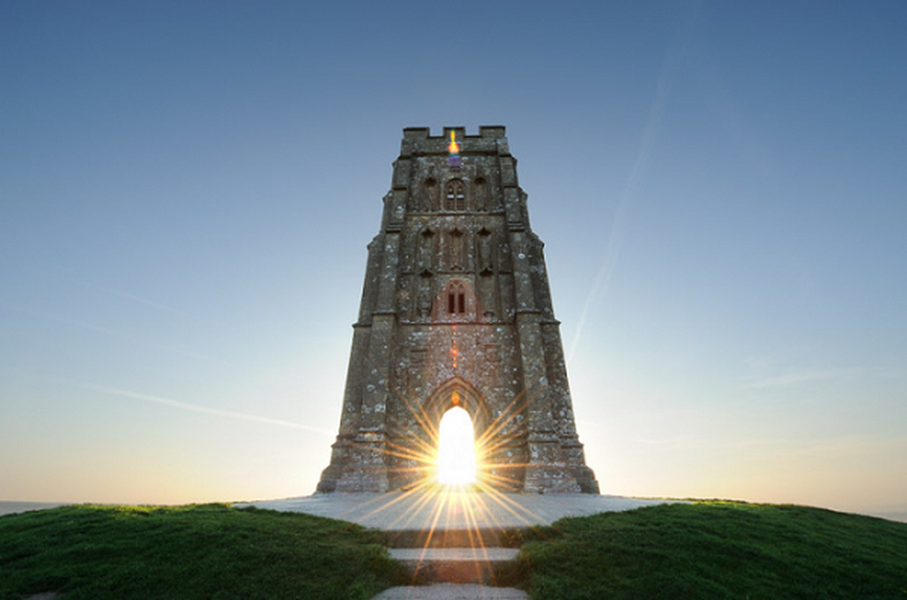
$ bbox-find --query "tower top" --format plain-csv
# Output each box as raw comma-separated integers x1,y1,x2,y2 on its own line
400,126,510,158
402,125,507,140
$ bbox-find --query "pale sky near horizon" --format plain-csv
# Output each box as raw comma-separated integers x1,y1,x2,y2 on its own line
2,2,906,520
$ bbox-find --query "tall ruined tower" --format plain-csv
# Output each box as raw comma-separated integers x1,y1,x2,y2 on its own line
317,126,598,494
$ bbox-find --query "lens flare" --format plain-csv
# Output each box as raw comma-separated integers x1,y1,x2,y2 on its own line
436,406,476,486
448,130,460,155
448,130,461,166
363,387,546,586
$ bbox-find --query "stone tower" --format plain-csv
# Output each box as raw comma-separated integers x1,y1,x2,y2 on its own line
317,126,599,494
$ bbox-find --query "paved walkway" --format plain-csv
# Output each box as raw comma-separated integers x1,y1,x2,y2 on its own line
243,491,677,531
371,584,529,599
0,502,68,517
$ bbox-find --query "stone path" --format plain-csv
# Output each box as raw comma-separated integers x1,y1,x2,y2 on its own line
371,584,529,599
0,502,68,517
243,491,677,530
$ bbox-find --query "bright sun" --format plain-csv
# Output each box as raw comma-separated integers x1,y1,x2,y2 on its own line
437,406,477,486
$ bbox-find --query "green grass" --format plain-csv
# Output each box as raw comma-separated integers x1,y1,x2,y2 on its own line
0,503,404,600
518,501,907,599
5,500,906,599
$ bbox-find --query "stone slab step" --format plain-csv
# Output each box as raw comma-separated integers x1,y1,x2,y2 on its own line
371,583,529,599
390,548,520,562
389,547,520,584
384,527,523,548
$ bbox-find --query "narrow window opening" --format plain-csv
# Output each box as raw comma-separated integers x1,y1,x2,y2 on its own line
447,282,467,315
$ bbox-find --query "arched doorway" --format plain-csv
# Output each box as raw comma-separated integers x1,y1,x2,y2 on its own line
436,405,476,485
423,378,491,488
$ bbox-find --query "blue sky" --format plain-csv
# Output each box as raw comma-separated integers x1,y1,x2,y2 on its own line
2,1,905,519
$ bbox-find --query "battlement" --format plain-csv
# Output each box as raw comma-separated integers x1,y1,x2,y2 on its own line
403,126,507,140
400,126,510,157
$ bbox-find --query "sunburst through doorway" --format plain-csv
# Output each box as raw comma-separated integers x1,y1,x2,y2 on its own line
436,406,477,486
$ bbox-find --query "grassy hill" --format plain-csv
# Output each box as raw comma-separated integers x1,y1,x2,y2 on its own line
0,504,404,600
1,500,906,599
518,501,907,599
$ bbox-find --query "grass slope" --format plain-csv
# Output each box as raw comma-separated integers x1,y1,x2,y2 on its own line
519,501,907,599
4,500,906,599
0,504,404,600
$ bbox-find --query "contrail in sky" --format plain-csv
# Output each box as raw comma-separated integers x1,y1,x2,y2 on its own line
567,8,698,363
86,384,334,435
567,73,668,363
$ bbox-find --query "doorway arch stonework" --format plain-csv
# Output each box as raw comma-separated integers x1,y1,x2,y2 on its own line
422,377,491,438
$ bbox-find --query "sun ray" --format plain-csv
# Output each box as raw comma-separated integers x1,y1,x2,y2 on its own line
339,364,567,572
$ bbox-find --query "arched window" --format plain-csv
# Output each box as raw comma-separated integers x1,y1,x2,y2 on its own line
447,282,466,314
445,179,466,211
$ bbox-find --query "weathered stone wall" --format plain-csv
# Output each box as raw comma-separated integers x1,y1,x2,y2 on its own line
317,126,599,494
